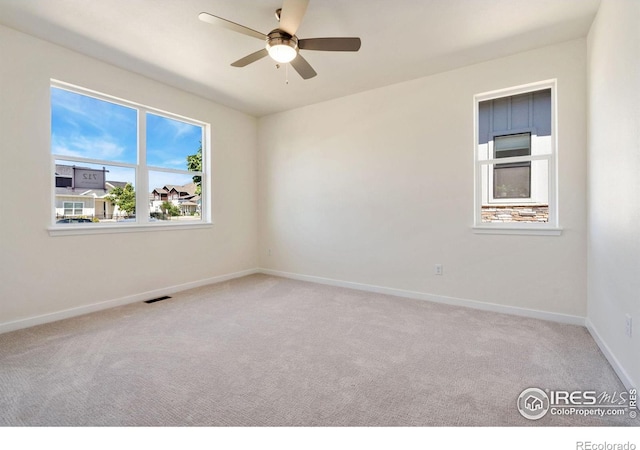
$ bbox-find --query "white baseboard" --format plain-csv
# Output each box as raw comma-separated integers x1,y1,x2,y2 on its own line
585,319,637,391
5,266,633,391
1,266,585,333
0,268,259,335
259,268,586,326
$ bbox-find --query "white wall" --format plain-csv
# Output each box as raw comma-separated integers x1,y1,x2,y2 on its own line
1,5,635,389
0,25,258,330
258,39,588,318
587,0,640,389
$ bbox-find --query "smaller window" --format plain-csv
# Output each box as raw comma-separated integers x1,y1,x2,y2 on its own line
63,202,84,216
474,80,559,234
493,133,531,200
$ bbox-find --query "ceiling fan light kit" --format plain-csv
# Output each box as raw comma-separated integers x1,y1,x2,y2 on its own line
198,0,361,80
266,31,299,64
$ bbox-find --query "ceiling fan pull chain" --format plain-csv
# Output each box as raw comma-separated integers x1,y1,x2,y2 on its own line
286,62,289,85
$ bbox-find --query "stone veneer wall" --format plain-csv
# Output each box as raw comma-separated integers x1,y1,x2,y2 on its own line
481,205,549,223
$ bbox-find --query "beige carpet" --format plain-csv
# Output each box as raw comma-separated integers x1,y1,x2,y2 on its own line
0,274,636,426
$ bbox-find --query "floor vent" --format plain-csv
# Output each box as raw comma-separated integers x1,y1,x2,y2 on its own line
144,296,172,304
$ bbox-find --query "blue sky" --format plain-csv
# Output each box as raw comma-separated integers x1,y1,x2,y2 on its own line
146,113,202,170
51,87,202,186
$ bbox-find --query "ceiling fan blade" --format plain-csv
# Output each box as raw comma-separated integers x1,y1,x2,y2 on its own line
198,12,266,40
299,37,362,52
231,49,269,67
278,0,309,36
290,54,317,79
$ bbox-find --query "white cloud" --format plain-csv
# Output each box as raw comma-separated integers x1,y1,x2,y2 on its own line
52,133,129,162
161,158,189,168
167,119,198,139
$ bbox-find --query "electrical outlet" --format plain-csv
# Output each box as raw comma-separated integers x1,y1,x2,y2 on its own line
625,314,632,338
435,264,443,275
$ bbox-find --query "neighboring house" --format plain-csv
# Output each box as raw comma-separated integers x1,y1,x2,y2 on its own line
54,164,128,219
56,165,201,219
151,183,200,216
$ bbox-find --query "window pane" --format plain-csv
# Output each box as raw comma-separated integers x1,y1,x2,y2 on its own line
51,87,137,164
149,171,201,221
495,133,530,159
55,160,135,223
494,163,531,198
146,113,203,171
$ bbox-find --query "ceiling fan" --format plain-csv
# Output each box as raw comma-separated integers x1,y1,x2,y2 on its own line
198,0,361,80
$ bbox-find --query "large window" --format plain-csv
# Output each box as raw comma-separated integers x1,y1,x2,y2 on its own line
474,80,559,234
51,81,209,231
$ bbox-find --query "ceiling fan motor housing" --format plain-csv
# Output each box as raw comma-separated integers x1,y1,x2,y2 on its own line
267,30,298,50
266,30,299,63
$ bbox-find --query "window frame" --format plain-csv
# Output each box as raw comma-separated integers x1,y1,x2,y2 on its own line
49,80,211,236
473,80,561,236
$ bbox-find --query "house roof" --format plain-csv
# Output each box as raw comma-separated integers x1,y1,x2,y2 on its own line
55,178,129,198
153,183,198,197
55,187,109,198
107,181,128,189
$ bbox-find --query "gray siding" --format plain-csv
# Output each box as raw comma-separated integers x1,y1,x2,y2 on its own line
478,89,551,145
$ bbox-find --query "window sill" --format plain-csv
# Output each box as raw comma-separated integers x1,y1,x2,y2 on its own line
472,226,562,236
48,222,213,237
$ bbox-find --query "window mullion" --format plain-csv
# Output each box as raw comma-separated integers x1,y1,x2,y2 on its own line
53,155,137,170
137,110,150,223
479,154,550,165
147,166,201,176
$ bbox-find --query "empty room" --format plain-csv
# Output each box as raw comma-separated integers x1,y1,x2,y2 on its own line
0,0,638,442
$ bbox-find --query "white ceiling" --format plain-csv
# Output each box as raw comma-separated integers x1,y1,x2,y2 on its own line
0,0,600,117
